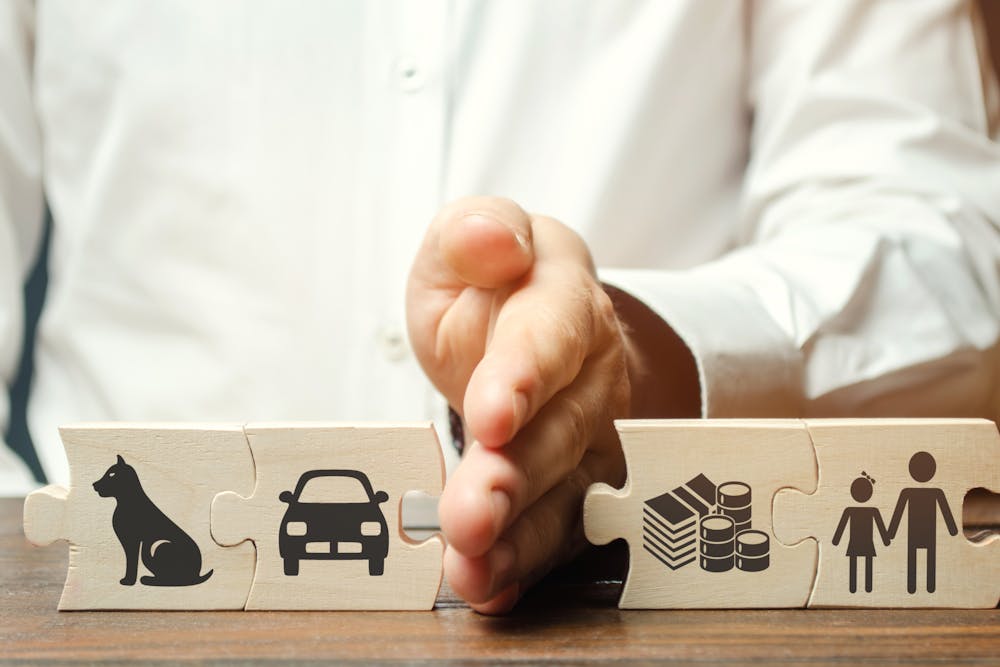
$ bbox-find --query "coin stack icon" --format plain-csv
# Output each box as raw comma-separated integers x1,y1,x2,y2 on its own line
698,514,735,572
716,481,752,533
735,529,770,572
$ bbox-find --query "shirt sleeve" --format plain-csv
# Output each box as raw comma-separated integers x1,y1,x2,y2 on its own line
0,0,45,496
601,0,1000,419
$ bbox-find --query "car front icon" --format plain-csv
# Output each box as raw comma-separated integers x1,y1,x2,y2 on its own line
278,469,390,576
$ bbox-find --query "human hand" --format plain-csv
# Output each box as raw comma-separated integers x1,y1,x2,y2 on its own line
406,196,633,613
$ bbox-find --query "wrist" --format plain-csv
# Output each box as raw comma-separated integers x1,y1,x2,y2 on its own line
603,283,701,419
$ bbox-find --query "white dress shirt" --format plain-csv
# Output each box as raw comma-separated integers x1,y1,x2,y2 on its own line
2,0,999,495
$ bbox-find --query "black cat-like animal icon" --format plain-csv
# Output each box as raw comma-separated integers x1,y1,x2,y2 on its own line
93,455,213,587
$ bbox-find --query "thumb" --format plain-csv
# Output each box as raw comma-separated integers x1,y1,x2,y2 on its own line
419,196,535,291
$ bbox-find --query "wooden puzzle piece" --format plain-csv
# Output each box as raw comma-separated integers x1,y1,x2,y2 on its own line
22,424,255,610
211,422,444,610
773,419,1000,608
584,419,818,608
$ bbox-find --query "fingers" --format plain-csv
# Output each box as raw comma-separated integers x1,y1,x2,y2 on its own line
408,196,615,449
409,196,534,294
409,285,495,410
461,215,614,448
440,348,627,557
466,583,521,616
406,196,536,410
462,264,618,448
445,452,612,613
407,196,633,614
439,200,534,289
442,358,627,611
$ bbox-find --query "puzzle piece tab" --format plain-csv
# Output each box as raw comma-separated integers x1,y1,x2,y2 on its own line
773,419,1000,608
22,424,255,610
211,422,444,610
584,419,818,608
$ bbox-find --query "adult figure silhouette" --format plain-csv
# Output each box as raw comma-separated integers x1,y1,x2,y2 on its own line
887,452,958,594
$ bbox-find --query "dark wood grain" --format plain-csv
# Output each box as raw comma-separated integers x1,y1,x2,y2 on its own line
2,497,997,665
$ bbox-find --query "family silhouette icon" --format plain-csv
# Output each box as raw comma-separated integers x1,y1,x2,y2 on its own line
833,452,958,595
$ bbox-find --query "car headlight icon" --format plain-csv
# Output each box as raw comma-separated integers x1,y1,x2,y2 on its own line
285,521,308,536
361,521,382,536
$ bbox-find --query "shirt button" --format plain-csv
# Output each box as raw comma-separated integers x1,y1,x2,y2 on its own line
395,56,425,93
378,326,409,362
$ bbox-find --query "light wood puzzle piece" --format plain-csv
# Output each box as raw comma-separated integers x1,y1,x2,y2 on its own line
211,422,444,610
584,419,818,608
22,423,255,610
773,418,1000,608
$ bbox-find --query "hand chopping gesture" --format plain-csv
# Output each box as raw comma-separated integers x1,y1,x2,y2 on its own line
408,196,698,613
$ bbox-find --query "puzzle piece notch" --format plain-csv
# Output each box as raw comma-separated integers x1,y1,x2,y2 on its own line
22,423,256,610
23,484,69,547
210,422,445,610
773,418,1000,608
211,490,254,548
585,419,819,609
583,482,630,547
399,490,442,544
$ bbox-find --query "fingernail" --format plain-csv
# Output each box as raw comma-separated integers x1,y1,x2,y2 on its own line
490,540,517,586
491,488,510,535
460,212,529,253
511,228,530,253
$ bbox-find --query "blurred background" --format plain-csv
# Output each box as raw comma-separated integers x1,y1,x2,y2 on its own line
6,2,1000,484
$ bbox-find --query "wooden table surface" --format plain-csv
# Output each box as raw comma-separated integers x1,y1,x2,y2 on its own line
3,495,999,665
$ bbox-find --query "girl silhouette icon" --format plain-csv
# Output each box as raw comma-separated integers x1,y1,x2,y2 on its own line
832,473,890,593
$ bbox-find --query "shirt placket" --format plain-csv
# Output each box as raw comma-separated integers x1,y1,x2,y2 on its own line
372,0,450,418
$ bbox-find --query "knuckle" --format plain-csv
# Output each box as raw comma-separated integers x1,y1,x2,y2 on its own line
513,456,535,504
522,512,550,555
563,467,594,502
500,321,548,398
605,346,632,413
515,510,560,577
593,285,619,332
560,283,599,360
590,283,622,348
557,394,591,461
536,215,590,260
